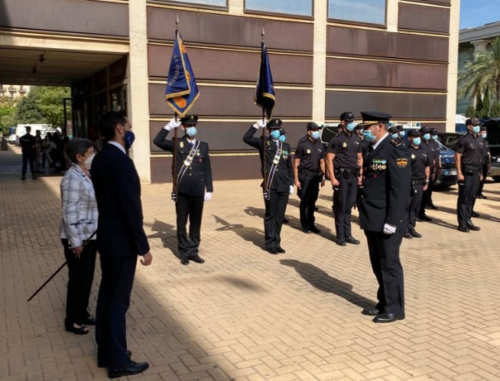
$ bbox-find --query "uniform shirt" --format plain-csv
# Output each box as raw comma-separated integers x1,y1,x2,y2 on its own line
327,131,361,169
295,135,325,173
20,134,36,154
408,145,430,181
456,133,484,166
420,140,437,170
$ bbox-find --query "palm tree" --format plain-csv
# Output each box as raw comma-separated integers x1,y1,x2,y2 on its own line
458,37,500,104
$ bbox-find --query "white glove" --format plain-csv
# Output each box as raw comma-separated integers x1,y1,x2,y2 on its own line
204,192,213,201
289,185,294,195
253,119,267,129
383,223,396,235
164,117,182,131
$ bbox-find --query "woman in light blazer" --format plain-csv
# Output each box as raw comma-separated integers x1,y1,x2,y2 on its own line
60,138,98,335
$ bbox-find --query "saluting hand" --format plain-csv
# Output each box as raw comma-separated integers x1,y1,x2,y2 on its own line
140,252,153,266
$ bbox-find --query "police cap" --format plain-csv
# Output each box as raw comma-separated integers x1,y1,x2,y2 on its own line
388,126,399,133
396,125,405,132
306,122,320,131
466,118,481,126
180,115,198,125
340,112,354,122
408,129,422,137
420,126,431,134
360,111,392,126
430,128,438,135
267,118,282,129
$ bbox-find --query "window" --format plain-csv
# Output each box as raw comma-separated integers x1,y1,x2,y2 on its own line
245,0,312,17
167,0,227,7
328,0,386,25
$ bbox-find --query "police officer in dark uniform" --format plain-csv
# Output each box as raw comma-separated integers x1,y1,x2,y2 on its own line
397,125,406,138
418,126,437,221
426,128,441,210
403,130,430,239
356,123,370,158
456,118,483,232
326,112,362,246
243,118,294,254
358,111,410,323
294,122,326,233
279,127,291,224
389,126,403,143
154,115,214,265
477,125,491,199
20,126,37,180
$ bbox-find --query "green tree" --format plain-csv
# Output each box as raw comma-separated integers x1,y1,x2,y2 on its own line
0,96,18,134
475,95,484,118
465,106,476,118
482,87,491,118
16,90,46,124
491,102,500,118
33,86,71,128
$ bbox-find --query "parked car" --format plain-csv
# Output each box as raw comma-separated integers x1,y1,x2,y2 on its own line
481,118,500,182
437,132,464,151
319,123,340,151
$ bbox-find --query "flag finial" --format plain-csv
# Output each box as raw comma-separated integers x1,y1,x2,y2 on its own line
176,15,180,30
261,28,265,42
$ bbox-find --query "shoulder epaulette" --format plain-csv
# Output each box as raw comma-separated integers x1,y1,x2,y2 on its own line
390,140,401,147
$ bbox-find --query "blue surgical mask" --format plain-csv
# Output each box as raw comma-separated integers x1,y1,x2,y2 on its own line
124,131,135,149
432,135,438,141
391,133,399,139
472,126,480,134
412,137,422,146
363,130,375,143
279,135,286,143
311,131,320,140
423,133,431,141
347,122,356,132
270,130,281,140
481,133,487,139
186,127,197,137
400,131,406,137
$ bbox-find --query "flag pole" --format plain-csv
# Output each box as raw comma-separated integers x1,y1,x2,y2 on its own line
172,15,180,201
261,28,267,195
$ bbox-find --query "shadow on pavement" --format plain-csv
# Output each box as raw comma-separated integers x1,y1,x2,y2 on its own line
146,219,179,259
213,214,266,250
280,259,376,309
425,216,457,231
435,205,500,223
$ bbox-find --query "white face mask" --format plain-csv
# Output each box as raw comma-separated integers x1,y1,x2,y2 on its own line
84,154,95,170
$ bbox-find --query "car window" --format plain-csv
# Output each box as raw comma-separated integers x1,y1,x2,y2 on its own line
445,135,461,148
487,125,500,146
321,126,339,144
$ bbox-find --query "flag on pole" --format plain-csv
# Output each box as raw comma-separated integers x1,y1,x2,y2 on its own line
165,30,200,117
254,41,275,119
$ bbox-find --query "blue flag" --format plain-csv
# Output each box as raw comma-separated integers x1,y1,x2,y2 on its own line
165,30,200,117
255,41,275,119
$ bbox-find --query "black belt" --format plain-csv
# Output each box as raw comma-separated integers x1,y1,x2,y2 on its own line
300,169,321,177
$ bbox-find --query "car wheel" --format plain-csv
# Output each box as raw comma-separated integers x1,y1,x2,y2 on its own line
492,176,500,183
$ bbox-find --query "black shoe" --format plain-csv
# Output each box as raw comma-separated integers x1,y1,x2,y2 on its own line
457,225,470,233
181,258,189,265
267,248,278,255
419,214,432,222
361,307,381,316
477,194,486,199
336,240,346,247
65,324,89,335
409,228,422,238
108,360,149,379
310,226,321,234
416,217,422,222
302,226,311,234
345,237,360,245
191,256,205,264
84,316,96,326
21,176,26,180
373,313,405,323
276,247,286,254
314,207,319,211
471,211,480,218
466,221,480,231
403,232,413,239
283,218,289,224
98,350,132,368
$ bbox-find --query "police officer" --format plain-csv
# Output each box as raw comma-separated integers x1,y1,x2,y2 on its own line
397,125,406,138
294,122,326,233
356,123,370,158
243,118,294,254
20,126,37,180
279,127,291,225
404,130,430,239
358,111,410,323
389,126,403,143
418,126,437,221
477,125,491,200
427,128,441,210
154,115,214,265
326,112,362,246
456,118,483,232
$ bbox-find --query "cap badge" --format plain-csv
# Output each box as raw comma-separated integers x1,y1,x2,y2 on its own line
180,142,184,148
342,142,347,148
307,149,311,154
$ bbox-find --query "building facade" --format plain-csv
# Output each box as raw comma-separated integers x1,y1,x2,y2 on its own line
0,0,460,183
0,84,30,99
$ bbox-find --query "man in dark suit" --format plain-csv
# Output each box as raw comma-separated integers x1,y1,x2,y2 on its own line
358,111,411,324
153,115,214,266
91,111,153,378
243,118,294,254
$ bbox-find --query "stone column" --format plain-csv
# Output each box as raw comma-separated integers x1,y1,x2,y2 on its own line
312,0,327,124
386,0,399,33
472,39,490,55
228,0,244,15
446,0,461,132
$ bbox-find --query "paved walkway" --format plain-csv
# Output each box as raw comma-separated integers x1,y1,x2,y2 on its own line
2,146,500,381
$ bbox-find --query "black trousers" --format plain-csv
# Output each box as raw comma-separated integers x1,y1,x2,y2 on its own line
457,171,480,225
477,163,488,195
22,153,35,176
333,173,357,240
365,230,405,315
96,255,137,370
298,174,320,229
420,177,435,215
407,183,424,230
176,193,204,259
62,239,97,327
264,189,289,250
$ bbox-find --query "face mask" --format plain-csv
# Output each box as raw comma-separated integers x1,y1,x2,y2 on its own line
412,137,422,146
279,135,286,143
363,130,375,143
346,123,356,132
400,131,406,137
472,126,480,134
481,133,487,139
270,130,281,140
432,135,438,141
391,133,399,139
423,133,431,141
311,131,320,140
84,154,95,170
124,131,135,149
186,127,197,137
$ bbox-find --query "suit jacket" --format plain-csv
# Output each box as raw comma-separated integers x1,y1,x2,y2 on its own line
359,135,411,232
153,129,214,197
91,143,150,256
243,126,294,193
